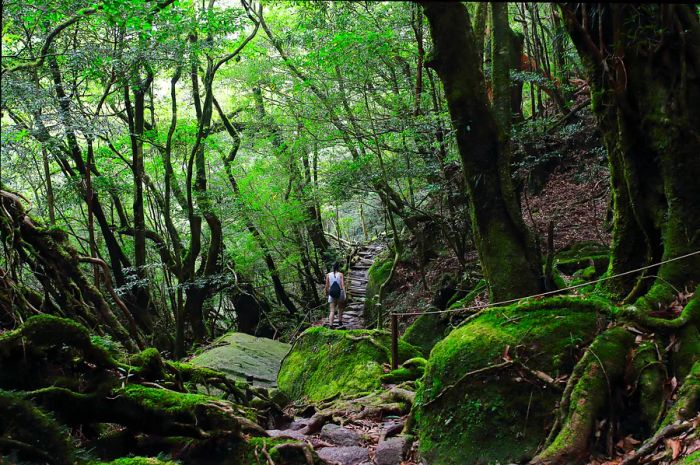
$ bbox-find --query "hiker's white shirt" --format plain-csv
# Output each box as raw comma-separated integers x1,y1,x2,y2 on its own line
327,272,344,302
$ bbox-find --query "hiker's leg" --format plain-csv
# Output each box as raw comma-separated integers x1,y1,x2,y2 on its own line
337,300,344,325
328,301,336,325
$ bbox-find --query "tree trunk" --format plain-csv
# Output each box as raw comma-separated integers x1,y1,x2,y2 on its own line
421,1,544,301
124,76,154,332
560,3,700,305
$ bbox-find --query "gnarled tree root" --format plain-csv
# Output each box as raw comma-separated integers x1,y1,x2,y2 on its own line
531,327,635,465
0,390,74,464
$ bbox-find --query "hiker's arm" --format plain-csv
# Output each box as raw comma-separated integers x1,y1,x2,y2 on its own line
341,273,345,289
324,275,329,294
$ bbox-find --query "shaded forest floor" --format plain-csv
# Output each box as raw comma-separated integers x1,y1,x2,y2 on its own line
385,108,611,328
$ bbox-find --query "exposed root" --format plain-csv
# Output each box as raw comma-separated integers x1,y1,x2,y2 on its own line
0,191,140,351
619,416,698,465
622,285,700,333
630,340,667,430
531,327,635,465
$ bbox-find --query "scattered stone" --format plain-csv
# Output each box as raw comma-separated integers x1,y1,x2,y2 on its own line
321,423,362,447
379,420,405,440
316,446,370,465
288,419,308,431
266,429,307,441
375,436,409,465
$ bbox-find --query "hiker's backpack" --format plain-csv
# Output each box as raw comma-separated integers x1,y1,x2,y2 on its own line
329,280,341,299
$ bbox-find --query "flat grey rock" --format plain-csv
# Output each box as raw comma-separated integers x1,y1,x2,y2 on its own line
189,332,290,388
320,423,362,446
317,446,370,465
375,436,409,465
266,429,307,441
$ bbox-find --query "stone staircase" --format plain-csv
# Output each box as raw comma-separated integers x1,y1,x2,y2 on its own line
341,242,384,329
314,242,385,329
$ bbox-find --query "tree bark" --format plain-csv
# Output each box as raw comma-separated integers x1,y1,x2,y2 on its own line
421,1,544,300
561,3,700,305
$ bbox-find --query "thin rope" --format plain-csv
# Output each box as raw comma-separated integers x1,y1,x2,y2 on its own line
391,249,700,317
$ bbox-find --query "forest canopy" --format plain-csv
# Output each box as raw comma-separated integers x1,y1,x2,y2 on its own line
1,2,699,465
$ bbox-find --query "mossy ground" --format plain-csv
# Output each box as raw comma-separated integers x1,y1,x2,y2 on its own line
277,326,421,402
678,450,700,464
415,297,608,465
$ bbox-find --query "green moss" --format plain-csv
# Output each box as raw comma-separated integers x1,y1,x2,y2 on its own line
381,357,427,384
277,326,421,402
674,325,700,380
678,450,700,465
555,241,609,276
447,280,488,310
541,328,634,461
236,437,322,465
414,297,608,465
98,458,179,465
632,341,665,430
0,315,116,390
402,281,488,357
130,348,166,380
661,361,700,428
0,314,113,365
401,314,450,357
113,384,243,432
0,390,74,464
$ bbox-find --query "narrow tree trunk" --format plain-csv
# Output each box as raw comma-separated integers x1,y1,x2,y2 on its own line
124,75,154,331
421,1,544,301
41,147,56,225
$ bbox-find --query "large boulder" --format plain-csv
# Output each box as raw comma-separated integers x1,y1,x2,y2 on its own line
401,313,451,358
364,253,395,323
189,332,290,388
402,280,487,357
278,327,421,403
415,297,610,465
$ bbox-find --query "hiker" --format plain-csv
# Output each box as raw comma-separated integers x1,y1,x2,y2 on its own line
325,262,346,327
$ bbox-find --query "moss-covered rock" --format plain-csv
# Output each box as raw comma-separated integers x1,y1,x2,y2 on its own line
401,313,451,358
189,332,291,388
278,327,421,403
402,281,488,357
381,357,427,384
98,458,179,465
555,241,609,275
364,252,395,323
415,297,610,465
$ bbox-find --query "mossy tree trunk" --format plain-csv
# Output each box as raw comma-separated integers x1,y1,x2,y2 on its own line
561,4,700,305
421,2,544,301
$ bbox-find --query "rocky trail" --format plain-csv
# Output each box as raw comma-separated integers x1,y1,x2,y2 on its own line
313,242,385,329
266,242,419,465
